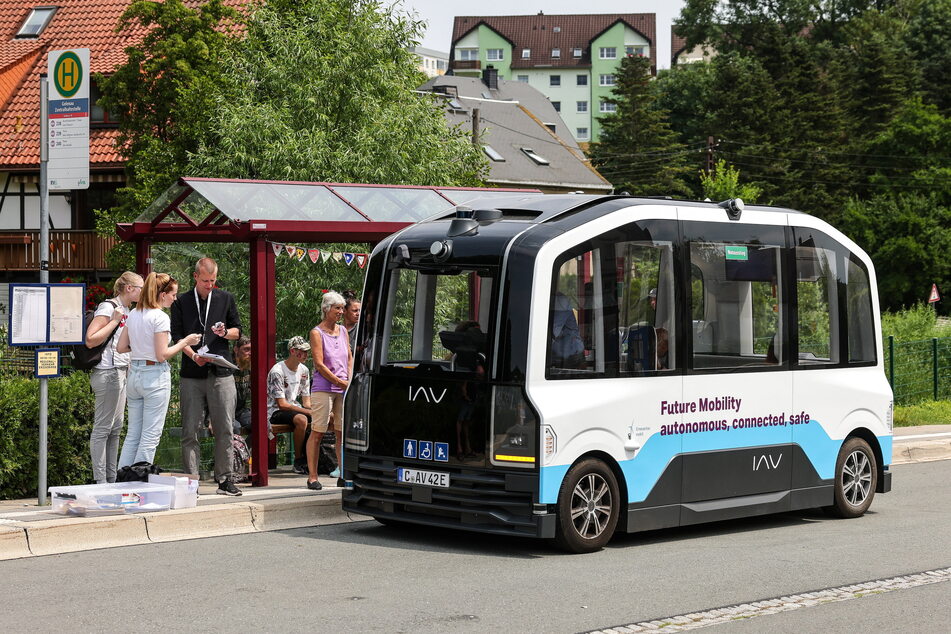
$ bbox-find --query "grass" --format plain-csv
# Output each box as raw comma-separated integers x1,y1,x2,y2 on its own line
893,399,951,427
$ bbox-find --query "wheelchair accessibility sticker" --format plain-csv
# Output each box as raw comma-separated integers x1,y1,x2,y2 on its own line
403,439,449,461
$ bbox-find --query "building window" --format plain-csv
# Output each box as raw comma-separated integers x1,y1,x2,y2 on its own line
483,145,505,162
552,101,561,112
487,48,504,61
576,74,588,86
546,123,557,133
550,75,561,86
90,81,117,125
458,48,479,61
551,48,561,58
600,101,616,113
16,7,56,38
521,147,550,165
522,48,531,59
599,74,616,86
599,47,617,59
573,48,583,58
577,100,588,113
517,75,529,83
625,45,646,56
576,127,589,140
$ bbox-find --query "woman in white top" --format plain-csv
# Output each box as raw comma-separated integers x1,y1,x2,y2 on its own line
116,273,201,467
85,271,143,483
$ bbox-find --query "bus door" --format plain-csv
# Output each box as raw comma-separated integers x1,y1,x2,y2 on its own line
680,219,793,522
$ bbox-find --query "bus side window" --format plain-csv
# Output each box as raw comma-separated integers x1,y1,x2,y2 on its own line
689,240,784,369
796,243,839,365
548,249,604,376
617,240,676,374
847,255,876,364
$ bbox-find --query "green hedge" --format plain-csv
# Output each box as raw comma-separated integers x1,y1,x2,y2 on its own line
0,372,95,499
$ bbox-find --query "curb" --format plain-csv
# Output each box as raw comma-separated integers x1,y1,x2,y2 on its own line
0,490,368,561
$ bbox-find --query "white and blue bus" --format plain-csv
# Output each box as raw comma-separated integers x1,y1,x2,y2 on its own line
342,195,893,553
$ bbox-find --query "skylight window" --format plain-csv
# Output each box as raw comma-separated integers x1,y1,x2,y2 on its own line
483,145,506,162
16,7,56,38
447,98,467,112
521,147,550,166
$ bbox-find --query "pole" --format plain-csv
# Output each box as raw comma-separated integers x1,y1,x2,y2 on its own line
933,338,939,401
38,74,49,505
472,107,480,144
706,136,716,174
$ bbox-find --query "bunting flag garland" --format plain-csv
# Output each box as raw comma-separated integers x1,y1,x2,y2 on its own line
295,247,306,261
356,253,368,269
333,252,343,262
285,245,296,257
272,242,283,256
267,240,372,271
343,252,355,266
308,248,320,263
321,250,332,263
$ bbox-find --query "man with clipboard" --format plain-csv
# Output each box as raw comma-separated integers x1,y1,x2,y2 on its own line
171,257,243,496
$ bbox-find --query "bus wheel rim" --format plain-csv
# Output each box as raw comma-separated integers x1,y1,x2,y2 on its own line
842,449,872,506
570,473,612,539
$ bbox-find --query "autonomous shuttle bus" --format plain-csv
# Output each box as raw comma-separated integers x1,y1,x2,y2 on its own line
341,195,893,553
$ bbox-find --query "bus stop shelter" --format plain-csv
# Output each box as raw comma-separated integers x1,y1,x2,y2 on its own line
116,177,532,485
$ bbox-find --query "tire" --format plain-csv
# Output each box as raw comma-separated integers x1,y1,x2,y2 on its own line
554,458,620,553
826,437,877,519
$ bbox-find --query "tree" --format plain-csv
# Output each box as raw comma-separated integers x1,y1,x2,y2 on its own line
588,55,693,197
186,0,485,185
699,159,763,203
905,0,951,115
95,0,240,269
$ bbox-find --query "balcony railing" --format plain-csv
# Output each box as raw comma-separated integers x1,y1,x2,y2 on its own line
451,60,481,71
0,230,117,271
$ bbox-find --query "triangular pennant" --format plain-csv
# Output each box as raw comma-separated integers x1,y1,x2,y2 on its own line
356,253,368,269
285,245,295,257
308,249,320,264
272,242,283,256
333,252,343,262
295,247,306,261
929,283,941,303
321,251,332,263
343,252,355,266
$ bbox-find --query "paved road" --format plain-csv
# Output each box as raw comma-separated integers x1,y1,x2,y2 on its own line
1,461,949,633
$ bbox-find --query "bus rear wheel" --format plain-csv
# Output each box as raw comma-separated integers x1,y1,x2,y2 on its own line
826,437,877,519
554,458,620,553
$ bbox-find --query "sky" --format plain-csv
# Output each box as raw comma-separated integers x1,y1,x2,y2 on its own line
403,1,688,70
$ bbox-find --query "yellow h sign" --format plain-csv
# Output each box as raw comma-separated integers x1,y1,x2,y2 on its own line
53,51,82,98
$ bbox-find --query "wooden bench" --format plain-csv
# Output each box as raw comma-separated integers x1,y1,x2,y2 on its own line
268,423,295,469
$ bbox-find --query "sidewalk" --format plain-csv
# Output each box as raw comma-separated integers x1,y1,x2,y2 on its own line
1,426,949,561
0,469,368,561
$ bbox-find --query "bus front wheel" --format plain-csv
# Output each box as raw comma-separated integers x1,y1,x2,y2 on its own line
826,437,877,518
554,458,620,553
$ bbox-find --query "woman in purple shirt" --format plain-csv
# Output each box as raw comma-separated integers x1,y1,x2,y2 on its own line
307,291,352,489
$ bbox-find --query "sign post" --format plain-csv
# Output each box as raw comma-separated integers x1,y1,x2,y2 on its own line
929,284,940,304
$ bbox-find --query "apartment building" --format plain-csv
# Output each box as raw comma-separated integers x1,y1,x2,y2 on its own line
449,13,656,143
410,46,449,78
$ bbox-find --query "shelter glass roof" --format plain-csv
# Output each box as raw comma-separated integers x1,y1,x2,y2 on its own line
137,178,533,225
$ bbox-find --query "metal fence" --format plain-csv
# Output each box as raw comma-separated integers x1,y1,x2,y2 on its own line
885,336,951,405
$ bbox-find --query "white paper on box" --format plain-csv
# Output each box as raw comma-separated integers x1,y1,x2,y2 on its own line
148,474,198,509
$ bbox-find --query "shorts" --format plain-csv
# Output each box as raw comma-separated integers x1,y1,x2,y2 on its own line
310,391,344,433
269,409,310,429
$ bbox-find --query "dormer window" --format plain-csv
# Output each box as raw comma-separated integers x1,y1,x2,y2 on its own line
16,7,56,38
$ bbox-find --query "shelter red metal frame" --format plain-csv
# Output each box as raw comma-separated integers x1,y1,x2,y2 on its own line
116,177,535,486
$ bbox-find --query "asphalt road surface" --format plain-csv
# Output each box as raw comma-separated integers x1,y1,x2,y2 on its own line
1,460,949,633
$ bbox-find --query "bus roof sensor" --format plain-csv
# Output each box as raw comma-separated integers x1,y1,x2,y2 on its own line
718,198,744,220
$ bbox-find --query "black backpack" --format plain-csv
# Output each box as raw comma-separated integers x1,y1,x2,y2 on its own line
70,299,119,371
116,461,161,482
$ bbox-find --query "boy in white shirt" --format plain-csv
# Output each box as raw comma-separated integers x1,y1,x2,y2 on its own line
266,336,313,482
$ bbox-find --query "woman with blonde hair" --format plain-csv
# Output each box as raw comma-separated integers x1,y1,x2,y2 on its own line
116,273,201,467
85,271,144,483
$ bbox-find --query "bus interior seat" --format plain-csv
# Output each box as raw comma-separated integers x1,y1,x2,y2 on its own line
626,325,655,373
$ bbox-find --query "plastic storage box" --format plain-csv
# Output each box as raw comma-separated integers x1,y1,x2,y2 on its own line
148,474,199,509
49,482,175,516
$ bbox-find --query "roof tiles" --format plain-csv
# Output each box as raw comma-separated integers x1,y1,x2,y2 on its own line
452,13,656,71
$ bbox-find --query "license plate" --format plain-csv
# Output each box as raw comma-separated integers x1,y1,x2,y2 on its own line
397,468,449,488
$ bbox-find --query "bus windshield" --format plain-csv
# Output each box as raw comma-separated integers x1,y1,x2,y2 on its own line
381,267,494,373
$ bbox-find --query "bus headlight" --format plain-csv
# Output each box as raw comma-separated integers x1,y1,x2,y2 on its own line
491,386,538,467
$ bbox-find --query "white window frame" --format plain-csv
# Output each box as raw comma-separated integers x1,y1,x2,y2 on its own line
576,127,589,140
599,47,617,59
577,100,588,113
552,48,561,58
517,75,529,83
572,48,583,58
599,74,616,86
458,48,479,62
600,101,617,113
522,48,531,59
487,48,504,61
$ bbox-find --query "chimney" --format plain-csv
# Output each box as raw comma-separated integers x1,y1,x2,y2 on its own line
482,65,499,90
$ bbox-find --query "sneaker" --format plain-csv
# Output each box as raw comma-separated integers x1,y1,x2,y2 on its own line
293,457,307,474
217,479,242,496
307,479,323,491
329,467,340,478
